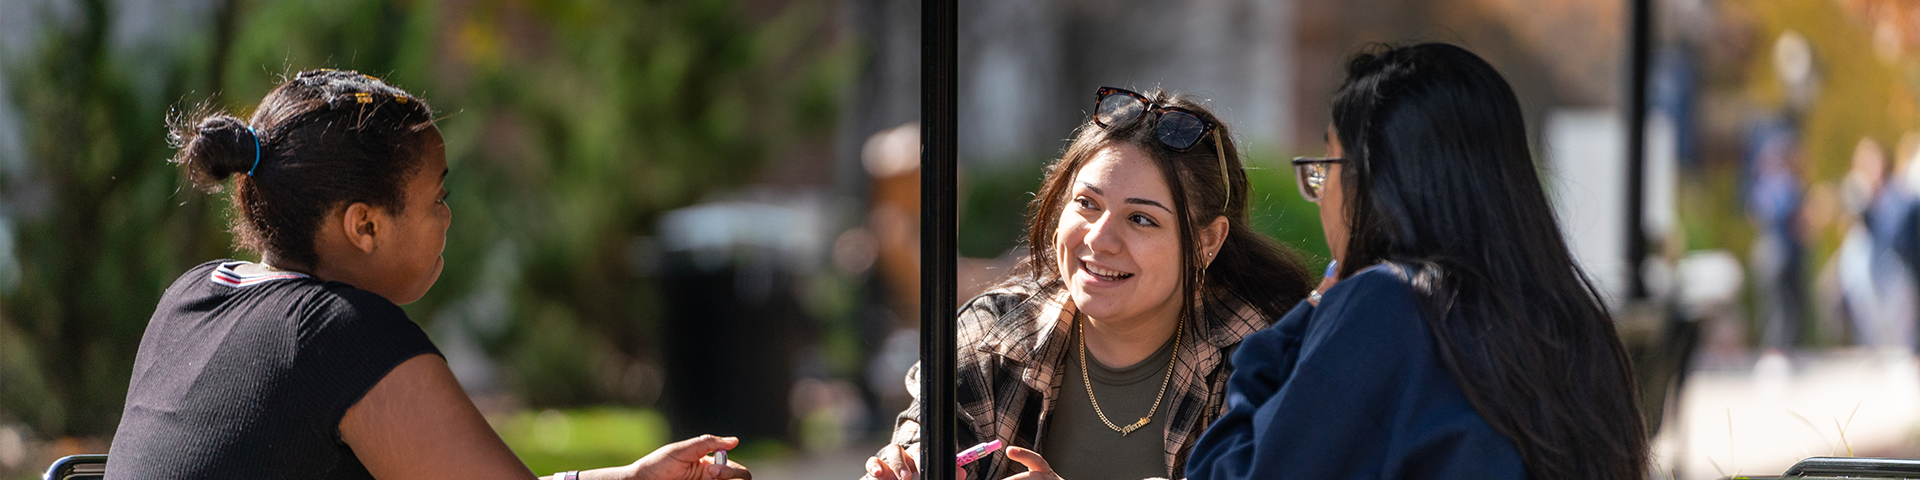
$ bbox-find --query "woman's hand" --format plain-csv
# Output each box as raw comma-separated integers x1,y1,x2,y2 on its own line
624,435,751,480
863,443,914,480
1308,261,1341,307
862,444,970,480
863,444,948,480
1001,447,1061,480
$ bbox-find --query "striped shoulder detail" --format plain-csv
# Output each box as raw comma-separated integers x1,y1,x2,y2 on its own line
210,261,309,288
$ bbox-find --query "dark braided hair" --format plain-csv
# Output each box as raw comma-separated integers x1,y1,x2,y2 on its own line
169,69,437,269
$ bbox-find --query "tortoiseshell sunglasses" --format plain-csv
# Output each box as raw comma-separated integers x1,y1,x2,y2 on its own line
1093,87,1217,151
1093,86,1232,209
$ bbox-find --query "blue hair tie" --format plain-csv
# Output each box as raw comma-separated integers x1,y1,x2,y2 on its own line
245,127,262,176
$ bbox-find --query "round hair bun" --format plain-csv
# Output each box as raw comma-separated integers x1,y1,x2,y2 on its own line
169,113,259,191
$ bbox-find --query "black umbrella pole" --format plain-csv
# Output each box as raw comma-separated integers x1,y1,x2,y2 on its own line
1625,0,1652,299
919,0,959,478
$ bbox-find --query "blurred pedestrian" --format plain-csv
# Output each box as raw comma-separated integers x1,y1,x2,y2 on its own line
1836,138,1919,352
1745,121,1809,355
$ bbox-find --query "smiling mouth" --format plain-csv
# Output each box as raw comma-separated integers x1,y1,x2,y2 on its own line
1083,262,1134,282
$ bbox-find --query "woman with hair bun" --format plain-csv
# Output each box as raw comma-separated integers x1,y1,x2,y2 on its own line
106,70,751,480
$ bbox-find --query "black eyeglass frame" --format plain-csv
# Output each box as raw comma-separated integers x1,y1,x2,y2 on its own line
1092,86,1219,152
1290,156,1343,203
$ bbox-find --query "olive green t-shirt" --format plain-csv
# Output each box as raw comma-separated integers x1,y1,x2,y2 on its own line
1040,325,1178,479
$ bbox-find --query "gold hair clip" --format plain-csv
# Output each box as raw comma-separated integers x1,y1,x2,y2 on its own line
362,73,379,82
393,94,409,104
354,93,373,104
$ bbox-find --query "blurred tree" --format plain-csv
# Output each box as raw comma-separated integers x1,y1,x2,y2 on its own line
0,0,851,437
0,0,240,436
411,0,853,407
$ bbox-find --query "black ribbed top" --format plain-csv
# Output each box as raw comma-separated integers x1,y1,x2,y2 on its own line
104,260,441,480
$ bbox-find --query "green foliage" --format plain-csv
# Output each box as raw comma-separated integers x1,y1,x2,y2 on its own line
1244,157,1333,270
957,161,1045,258
0,0,851,436
420,0,851,407
0,0,231,435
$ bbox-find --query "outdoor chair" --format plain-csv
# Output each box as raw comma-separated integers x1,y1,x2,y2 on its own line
1733,456,1920,479
41,454,104,480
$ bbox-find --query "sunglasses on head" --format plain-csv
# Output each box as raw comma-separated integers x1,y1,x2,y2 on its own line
1093,87,1231,210
1290,156,1343,203
1093,87,1218,151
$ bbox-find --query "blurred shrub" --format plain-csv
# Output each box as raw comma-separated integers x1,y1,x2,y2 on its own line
490,407,669,475
0,0,232,436
0,0,851,437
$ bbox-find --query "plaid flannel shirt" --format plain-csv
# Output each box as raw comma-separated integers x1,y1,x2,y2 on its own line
885,282,1276,479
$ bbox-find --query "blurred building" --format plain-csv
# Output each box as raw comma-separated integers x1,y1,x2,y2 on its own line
839,0,1299,168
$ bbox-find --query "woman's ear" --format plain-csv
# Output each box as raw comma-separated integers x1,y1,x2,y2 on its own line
339,202,382,254
1201,216,1229,267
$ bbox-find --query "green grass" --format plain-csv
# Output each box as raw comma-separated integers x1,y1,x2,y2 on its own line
1243,158,1334,269
490,407,790,474
491,407,670,474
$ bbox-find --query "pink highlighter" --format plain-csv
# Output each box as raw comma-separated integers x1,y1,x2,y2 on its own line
955,439,1004,468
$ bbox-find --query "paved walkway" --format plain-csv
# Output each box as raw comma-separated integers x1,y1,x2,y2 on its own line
1654,350,1920,479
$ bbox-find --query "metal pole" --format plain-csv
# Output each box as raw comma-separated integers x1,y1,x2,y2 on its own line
919,0,958,478
1625,0,1652,299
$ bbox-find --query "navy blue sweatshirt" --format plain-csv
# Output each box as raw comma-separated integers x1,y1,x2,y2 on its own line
1185,265,1529,480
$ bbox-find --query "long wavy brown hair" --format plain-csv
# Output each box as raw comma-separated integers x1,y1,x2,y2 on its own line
1006,88,1312,329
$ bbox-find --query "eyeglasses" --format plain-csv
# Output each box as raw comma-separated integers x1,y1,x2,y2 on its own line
1290,156,1342,203
1093,86,1230,209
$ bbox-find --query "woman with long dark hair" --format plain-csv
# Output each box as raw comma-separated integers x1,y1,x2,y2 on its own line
1185,43,1648,480
863,87,1313,480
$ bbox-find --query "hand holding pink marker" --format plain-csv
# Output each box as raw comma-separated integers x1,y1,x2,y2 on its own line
955,439,1003,468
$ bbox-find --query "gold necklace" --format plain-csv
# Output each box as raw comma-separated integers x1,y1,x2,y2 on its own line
1077,313,1181,436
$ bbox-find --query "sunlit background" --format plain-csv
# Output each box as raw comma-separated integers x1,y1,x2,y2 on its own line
2,0,1918,478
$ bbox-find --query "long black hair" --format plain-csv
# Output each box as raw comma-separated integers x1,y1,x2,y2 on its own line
1014,88,1312,330
1330,43,1647,480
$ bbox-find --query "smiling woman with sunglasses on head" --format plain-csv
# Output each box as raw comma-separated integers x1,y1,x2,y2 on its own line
862,87,1313,480
1185,43,1648,480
